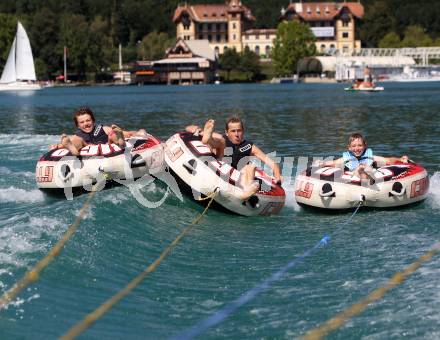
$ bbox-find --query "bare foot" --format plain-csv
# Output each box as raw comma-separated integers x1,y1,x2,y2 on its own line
240,182,259,200
135,128,148,137
61,134,79,155
111,124,122,131
111,124,125,143
202,119,215,145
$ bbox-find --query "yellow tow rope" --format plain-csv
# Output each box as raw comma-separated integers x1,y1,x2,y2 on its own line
61,189,219,340
302,241,440,340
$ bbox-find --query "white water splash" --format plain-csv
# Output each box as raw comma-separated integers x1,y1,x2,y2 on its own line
100,191,131,205
0,133,58,147
0,166,34,178
428,172,440,208
0,187,45,203
281,181,301,212
0,215,63,267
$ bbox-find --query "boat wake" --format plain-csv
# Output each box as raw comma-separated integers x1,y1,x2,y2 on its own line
0,187,45,203
428,172,440,208
281,181,301,212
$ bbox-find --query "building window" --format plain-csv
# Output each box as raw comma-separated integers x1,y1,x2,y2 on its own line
207,23,211,30
265,45,270,56
224,46,228,51
256,34,259,40
320,44,326,52
233,23,236,29
216,34,221,42
198,34,203,39
255,46,260,55
343,21,350,27
340,11,351,25
233,34,236,40
182,13,191,30
208,34,212,42
342,32,349,38
343,45,349,53
266,33,270,39
215,46,219,55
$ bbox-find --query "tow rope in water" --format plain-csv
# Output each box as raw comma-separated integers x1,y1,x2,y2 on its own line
0,184,100,311
61,189,219,340
302,240,440,340
173,201,364,340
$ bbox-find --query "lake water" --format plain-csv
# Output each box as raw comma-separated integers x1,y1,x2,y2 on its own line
0,83,439,339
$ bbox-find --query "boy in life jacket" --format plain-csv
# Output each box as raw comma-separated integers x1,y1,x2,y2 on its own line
186,117,282,200
50,107,147,155
319,133,408,180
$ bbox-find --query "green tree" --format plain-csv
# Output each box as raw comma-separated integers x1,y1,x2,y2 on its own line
378,32,401,48
88,15,113,73
122,0,154,45
58,14,92,79
28,7,60,77
360,1,396,47
0,14,18,74
401,25,433,47
219,48,240,81
271,21,316,77
239,47,261,81
111,0,129,46
34,58,48,79
138,31,174,61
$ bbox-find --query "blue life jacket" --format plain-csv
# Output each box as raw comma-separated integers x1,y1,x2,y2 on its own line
343,148,374,171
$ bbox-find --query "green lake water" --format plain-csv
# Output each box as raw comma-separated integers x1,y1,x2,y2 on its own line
0,82,439,339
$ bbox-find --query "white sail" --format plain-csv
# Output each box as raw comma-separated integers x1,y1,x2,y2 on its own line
0,37,17,83
0,21,41,90
15,22,37,81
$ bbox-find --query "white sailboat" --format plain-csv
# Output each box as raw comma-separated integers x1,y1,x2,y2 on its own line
0,21,42,91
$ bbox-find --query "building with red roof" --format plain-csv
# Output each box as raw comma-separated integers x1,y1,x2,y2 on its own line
173,1,364,58
174,0,255,55
280,1,364,53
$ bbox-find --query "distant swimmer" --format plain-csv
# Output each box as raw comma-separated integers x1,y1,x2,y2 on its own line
50,107,147,155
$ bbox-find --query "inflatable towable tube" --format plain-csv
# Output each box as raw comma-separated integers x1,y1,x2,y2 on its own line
164,132,285,216
36,135,164,195
344,85,384,92
295,162,429,210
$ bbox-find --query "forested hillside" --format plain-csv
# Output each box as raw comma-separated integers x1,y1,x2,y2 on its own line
0,0,439,79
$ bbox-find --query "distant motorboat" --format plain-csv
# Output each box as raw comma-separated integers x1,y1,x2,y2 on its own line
0,21,42,91
345,66,384,92
345,81,384,92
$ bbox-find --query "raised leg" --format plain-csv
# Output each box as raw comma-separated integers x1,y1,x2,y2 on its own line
201,119,215,145
239,163,259,200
